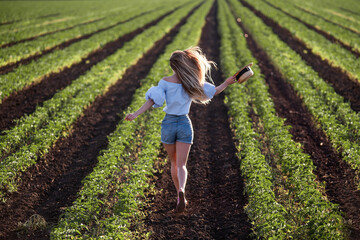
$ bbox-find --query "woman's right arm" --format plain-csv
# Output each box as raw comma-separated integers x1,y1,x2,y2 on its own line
125,99,154,121
214,75,236,96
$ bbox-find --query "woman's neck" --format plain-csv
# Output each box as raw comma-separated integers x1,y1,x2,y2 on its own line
164,74,181,83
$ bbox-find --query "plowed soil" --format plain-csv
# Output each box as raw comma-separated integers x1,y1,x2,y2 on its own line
238,1,360,238
0,4,199,239
145,3,253,239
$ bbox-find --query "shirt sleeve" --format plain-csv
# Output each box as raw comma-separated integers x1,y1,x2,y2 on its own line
145,85,165,108
203,82,216,99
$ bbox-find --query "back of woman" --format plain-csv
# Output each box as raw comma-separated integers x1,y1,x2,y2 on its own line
125,46,246,213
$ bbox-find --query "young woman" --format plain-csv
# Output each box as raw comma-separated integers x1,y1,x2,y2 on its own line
125,46,237,213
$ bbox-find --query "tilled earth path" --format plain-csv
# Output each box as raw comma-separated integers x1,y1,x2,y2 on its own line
145,3,253,239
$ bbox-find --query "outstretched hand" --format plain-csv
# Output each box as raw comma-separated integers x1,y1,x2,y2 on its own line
214,75,237,96
124,99,154,122
225,75,237,85
125,113,137,121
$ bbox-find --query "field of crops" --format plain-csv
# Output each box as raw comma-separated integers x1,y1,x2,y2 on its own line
0,0,359,239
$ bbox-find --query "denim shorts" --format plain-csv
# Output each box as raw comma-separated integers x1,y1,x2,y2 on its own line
161,114,193,144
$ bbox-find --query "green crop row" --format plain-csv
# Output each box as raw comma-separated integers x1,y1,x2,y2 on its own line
265,0,360,53
238,0,360,175
0,0,173,68
0,16,74,36
291,4,360,36
0,2,145,45
0,1,178,103
227,1,345,238
217,1,290,238
0,1,131,33
295,0,360,21
0,3,64,27
321,8,360,28
0,6,120,36
1,11,113,47
291,0,360,18
51,1,211,239
243,0,360,83
0,1,199,202
276,0,360,36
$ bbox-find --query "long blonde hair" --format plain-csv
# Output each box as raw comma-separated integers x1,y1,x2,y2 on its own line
170,46,216,104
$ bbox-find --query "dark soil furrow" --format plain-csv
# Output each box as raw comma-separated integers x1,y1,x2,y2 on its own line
236,2,360,238
145,3,252,239
242,0,360,112
0,7,179,133
0,4,200,239
261,0,360,58
0,17,105,49
294,5,360,36
0,8,159,75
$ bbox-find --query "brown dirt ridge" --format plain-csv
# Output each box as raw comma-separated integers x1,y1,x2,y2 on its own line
237,1,360,238
145,2,253,239
0,3,201,239
0,7,179,133
241,0,360,113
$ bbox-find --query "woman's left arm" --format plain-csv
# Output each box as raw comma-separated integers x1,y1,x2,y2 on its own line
214,75,236,96
125,99,154,121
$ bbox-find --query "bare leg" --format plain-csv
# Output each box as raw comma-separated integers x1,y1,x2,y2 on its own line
163,143,179,192
175,141,191,212
163,142,191,212
176,141,191,193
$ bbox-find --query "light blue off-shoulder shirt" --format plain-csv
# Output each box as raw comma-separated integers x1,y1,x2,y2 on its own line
145,79,216,115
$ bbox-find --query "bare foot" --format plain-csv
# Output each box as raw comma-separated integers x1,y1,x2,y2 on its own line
176,191,186,213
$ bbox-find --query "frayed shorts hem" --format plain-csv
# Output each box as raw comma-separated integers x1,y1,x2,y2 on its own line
161,140,193,145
